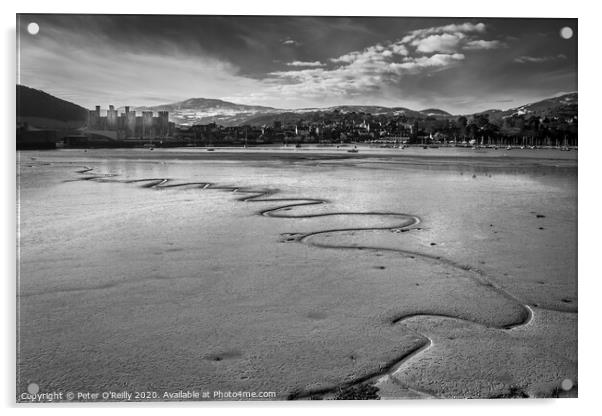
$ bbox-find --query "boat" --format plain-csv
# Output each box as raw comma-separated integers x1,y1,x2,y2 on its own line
347,148,359,153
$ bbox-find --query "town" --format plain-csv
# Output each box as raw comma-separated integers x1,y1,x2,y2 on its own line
64,103,577,149
16,89,578,150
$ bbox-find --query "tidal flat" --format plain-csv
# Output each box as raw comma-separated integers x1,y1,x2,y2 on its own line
17,147,577,400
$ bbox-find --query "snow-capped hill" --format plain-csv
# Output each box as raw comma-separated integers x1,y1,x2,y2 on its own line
419,108,452,117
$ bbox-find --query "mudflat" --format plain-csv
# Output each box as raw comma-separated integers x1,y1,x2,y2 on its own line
17,147,577,400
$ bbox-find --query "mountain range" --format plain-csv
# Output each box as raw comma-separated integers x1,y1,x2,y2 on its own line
17,84,577,129
127,94,576,127
128,100,455,126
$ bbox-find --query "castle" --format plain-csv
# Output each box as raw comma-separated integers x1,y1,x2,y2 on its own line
87,105,174,140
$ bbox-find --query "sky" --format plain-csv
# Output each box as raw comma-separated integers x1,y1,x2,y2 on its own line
17,14,577,114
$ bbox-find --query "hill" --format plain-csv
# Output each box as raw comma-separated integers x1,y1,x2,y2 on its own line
17,85,88,129
128,98,279,126
16,85,577,130
134,94,575,127
419,108,452,117
475,93,577,122
132,98,455,126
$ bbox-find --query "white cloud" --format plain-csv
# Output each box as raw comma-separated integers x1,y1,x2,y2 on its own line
400,22,507,55
391,53,466,71
331,51,361,64
286,61,326,67
463,39,507,50
19,32,264,108
331,43,407,65
390,43,409,56
267,51,466,102
22,19,507,110
514,54,567,63
269,67,325,79
262,22,497,103
402,22,486,44
412,33,464,53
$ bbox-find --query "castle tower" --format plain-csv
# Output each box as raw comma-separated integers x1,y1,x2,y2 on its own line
142,111,153,139
107,105,118,130
158,111,169,137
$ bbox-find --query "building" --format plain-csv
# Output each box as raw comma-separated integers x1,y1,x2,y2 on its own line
87,105,175,140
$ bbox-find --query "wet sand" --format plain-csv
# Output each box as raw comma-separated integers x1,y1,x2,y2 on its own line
17,148,577,400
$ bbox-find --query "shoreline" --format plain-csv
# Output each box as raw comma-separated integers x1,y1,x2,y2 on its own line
17,147,578,168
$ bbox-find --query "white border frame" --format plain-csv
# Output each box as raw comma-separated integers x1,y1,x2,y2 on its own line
3,2,598,415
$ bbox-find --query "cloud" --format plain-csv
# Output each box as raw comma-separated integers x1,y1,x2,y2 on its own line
286,61,325,67
463,39,507,50
331,42,408,65
400,22,504,55
262,22,503,103
390,53,465,72
267,52,466,102
514,54,567,64
19,24,265,108
401,22,486,44
390,43,409,56
18,15,578,114
412,33,464,53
